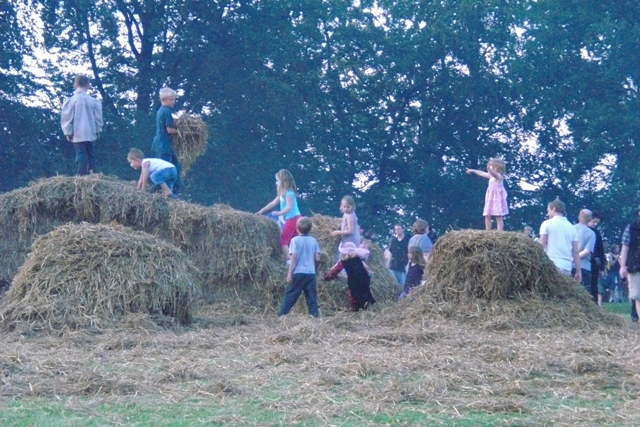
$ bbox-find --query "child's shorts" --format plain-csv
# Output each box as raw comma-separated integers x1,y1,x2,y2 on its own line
150,166,177,189
280,215,301,246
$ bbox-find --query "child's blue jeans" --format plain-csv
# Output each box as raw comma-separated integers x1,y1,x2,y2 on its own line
278,273,319,317
73,141,96,175
149,166,177,190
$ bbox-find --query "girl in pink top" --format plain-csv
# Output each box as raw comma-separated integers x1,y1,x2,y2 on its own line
466,158,509,231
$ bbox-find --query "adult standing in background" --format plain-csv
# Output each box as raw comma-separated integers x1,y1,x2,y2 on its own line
574,209,596,294
426,221,439,245
408,219,433,264
618,204,640,322
388,224,409,290
60,74,103,175
538,199,582,283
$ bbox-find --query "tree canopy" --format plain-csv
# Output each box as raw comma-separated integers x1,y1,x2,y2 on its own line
2,0,639,243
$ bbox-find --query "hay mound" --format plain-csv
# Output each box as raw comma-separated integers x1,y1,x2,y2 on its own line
174,114,208,176
0,174,170,282
0,175,396,315
0,223,198,329
426,230,564,301
386,230,621,329
161,211,397,313
165,202,285,307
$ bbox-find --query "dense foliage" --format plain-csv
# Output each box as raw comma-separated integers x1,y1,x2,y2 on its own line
2,0,639,243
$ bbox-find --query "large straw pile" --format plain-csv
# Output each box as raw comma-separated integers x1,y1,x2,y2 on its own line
387,230,622,329
0,223,198,330
173,114,208,176
0,175,397,315
164,202,285,308
0,174,169,281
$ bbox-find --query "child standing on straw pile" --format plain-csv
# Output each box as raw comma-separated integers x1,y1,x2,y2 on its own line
127,148,178,198
330,196,361,248
60,74,103,175
151,87,182,194
398,246,426,300
466,158,509,231
257,170,301,264
278,217,320,318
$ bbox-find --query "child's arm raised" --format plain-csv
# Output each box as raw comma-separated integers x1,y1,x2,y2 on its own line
256,196,279,215
466,168,490,179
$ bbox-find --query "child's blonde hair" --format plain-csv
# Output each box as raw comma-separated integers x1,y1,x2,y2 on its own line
341,195,356,209
127,148,144,161
409,246,426,267
489,158,506,174
276,169,297,196
159,87,176,101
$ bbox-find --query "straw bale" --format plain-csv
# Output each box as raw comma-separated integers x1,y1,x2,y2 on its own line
0,174,170,282
386,230,623,329
0,223,198,330
164,202,285,308
173,114,208,176
0,175,395,315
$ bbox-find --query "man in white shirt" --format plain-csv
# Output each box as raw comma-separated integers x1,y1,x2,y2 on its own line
538,199,582,283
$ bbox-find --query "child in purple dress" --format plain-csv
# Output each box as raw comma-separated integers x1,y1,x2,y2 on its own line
466,158,509,231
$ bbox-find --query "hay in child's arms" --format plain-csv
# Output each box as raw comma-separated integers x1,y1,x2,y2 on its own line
174,114,209,177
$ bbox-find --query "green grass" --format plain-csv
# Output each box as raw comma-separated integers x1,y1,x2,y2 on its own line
0,398,538,427
601,301,633,317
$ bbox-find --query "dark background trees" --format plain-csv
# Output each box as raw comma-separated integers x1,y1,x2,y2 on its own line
2,0,639,244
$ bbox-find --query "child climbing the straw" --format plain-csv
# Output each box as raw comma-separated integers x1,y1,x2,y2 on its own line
325,242,375,311
341,242,376,311
256,169,301,264
278,217,320,318
127,148,178,198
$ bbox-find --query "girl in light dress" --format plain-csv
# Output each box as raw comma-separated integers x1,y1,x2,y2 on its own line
466,158,508,231
330,195,361,248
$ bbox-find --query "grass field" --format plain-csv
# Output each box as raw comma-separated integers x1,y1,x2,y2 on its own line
602,301,633,317
1,301,639,427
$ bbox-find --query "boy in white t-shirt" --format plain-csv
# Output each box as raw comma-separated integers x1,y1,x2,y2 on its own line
127,148,178,198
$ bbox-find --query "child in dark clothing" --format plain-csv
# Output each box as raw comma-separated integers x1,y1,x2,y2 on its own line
329,242,375,311
398,246,426,300
151,87,182,194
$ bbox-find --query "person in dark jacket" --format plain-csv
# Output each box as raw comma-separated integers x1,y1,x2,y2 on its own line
589,212,606,305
